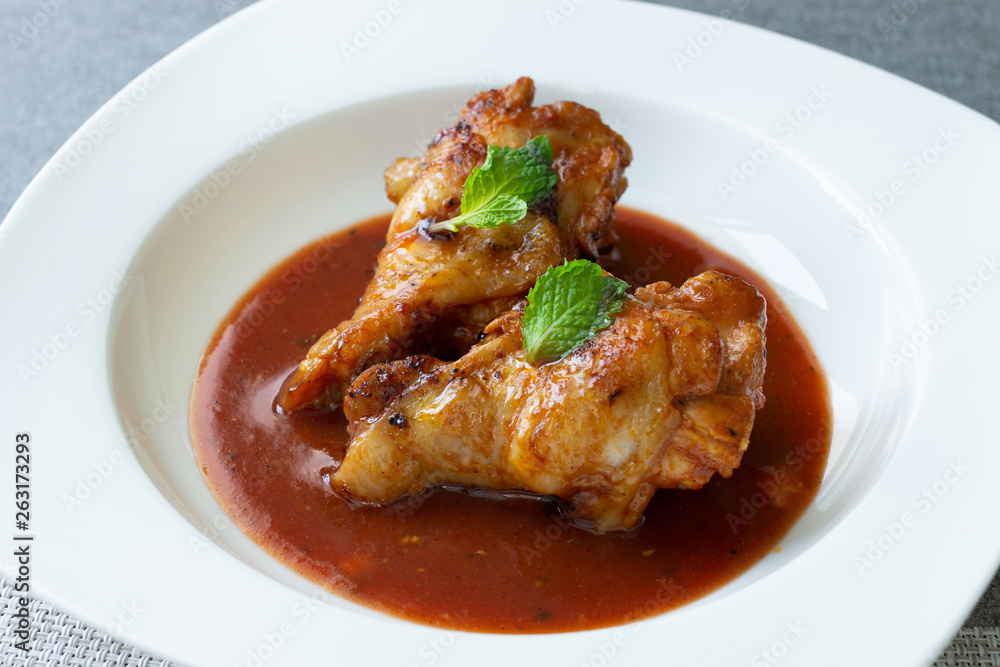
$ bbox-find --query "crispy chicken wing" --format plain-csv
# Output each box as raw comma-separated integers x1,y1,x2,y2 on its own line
276,78,632,413
334,271,767,532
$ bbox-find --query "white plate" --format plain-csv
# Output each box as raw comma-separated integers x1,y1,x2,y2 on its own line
2,0,999,665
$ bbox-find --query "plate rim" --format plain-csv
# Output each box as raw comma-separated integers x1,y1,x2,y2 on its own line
2,1,1000,665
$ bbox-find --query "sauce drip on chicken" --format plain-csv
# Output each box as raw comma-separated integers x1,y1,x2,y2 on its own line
275,78,767,531
277,77,631,412
338,272,766,532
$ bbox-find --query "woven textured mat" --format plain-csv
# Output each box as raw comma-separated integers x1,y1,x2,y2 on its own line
0,580,171,666
935,629,1000,667
2,577,998,665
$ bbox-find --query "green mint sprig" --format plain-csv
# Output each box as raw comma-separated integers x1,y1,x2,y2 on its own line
425,135,557,234
522,260,629,365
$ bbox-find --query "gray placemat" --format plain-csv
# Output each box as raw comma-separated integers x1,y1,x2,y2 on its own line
0,578,173,666
939,630,1000,667
2,574,999,666
1,0,998,665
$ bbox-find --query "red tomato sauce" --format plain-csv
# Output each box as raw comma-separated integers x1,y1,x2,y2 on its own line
189,207,831,633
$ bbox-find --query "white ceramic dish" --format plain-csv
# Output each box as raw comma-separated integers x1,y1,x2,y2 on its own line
2,0,999,664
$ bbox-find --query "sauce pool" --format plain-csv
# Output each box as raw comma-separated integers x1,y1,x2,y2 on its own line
190,207,831,633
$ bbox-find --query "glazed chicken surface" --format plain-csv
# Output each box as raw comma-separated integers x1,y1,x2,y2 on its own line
277,77,632,412
334,271,767,532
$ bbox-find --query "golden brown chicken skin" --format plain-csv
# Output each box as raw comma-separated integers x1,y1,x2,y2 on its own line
334,271,766,533
276,78,631,413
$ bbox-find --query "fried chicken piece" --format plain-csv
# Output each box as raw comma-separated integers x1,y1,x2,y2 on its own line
459,77,632,256
276,78,632,413
335,271,766,532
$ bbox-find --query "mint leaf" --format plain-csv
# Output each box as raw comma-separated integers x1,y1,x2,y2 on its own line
522,260,629,364
426,135,557,234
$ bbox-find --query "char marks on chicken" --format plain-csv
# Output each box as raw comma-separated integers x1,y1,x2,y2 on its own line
277,78,767,532
277,77,632,412
335,271,766,532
